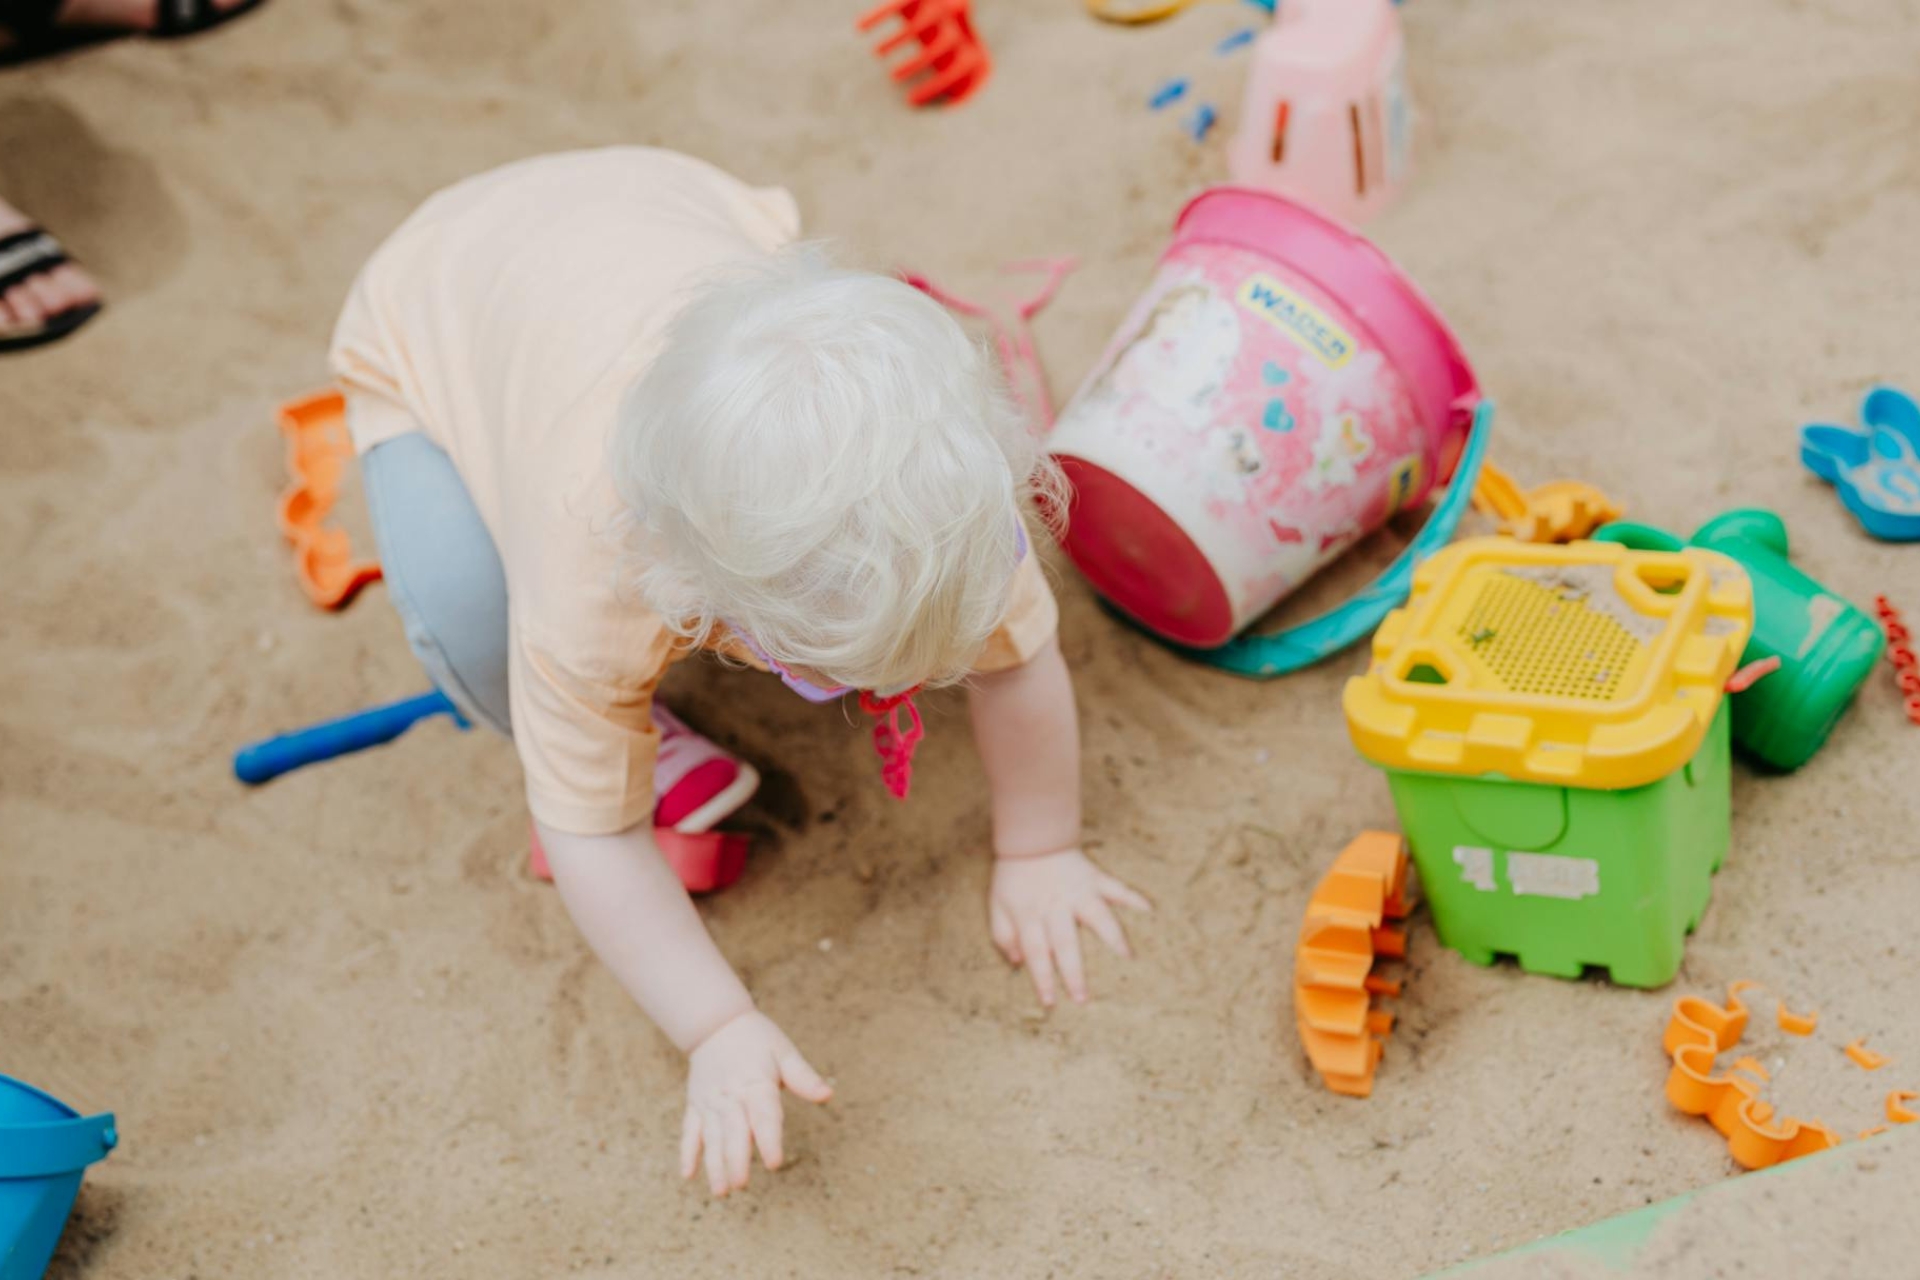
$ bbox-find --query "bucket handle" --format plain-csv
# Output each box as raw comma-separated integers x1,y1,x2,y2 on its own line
1173,399,1497,678
1590,521,1686,553
0,1112,117,1180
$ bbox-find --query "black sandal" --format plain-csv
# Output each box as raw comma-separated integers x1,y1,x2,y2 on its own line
152,0,264,37
0,227,102,355
0,0,264,66
0,0,97,65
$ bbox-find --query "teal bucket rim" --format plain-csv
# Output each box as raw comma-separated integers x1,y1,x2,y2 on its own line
0,1074,117,1181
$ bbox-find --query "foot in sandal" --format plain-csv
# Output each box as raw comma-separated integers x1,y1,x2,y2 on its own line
44,0,257,33
0,0,263,61
527,702,759,884
0,197,103,354
652,702,761,834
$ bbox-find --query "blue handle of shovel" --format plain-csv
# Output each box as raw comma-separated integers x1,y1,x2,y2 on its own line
234,690,465,785
1171,399,1496,678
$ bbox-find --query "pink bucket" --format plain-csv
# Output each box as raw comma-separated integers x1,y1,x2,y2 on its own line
1048,188,1480,648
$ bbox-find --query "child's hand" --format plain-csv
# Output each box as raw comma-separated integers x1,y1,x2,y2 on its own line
988,848,1151,1007
680,1009,832,1197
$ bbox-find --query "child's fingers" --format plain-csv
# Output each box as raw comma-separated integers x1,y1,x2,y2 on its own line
680,1107,703,1180
989,899,1021,964
702,1109,731,1196
745,1082,786,1170
1098,874,1152,914
777,1044,835,1104
1046,909,1088,1003
723,1100,753,1192
1078,896,1133,960
1017,917,1056,1006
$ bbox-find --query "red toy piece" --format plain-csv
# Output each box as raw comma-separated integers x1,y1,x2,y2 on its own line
1873,596,1920,725
1725,655,1782,694
859,688,925,800
855,0,991,107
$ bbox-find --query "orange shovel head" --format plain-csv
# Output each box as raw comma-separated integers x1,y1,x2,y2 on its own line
275,390,383,609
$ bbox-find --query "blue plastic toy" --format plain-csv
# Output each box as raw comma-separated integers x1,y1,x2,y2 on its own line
234,690,467,785
1800,385,1920,540
1215,27,1256,54
1,1076,115,1280
1147,78,1188,109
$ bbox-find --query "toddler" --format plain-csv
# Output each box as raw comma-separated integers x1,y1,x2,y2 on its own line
329,147,1148,1197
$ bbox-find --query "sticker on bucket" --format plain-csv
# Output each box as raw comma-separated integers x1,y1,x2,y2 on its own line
1387,453,1426,513
1236,274,1355,368
1449,846,1601,900
1453,845,1497,892
1508,852,1602,901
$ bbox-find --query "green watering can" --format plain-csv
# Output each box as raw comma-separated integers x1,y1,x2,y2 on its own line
1594,509,1881,771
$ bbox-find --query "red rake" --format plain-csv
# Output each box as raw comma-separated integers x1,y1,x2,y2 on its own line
856,0,991,107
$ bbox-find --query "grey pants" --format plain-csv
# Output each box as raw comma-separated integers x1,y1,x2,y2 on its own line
361,433,513,736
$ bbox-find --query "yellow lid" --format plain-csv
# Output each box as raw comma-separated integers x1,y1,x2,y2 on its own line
1343,538,1754,789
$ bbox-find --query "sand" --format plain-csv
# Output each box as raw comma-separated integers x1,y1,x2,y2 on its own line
1446,1134,1920,1278
3,0,1919,1275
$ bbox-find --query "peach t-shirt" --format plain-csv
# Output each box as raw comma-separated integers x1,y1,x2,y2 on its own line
328,148,1058,835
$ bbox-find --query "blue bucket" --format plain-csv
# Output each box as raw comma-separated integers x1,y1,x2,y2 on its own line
0,1076,116,1280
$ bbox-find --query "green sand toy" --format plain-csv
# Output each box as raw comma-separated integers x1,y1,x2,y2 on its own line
1343,538,1754,988
1595,509,1882,771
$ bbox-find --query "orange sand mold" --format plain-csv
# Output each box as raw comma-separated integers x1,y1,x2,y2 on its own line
1293,832,1412,1098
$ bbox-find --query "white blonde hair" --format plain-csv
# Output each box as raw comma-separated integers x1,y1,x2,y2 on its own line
612,245,1059,692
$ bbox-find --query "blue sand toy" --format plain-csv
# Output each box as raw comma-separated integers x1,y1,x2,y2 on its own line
1,1076,116,1280
1800,385,1920,540
234,689,467,785
1148,78,1188,109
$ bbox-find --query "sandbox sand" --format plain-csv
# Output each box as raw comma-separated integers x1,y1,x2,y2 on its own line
3,0,1918,1275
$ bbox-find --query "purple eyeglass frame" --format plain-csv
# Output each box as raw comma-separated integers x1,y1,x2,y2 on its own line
724,524,1029,703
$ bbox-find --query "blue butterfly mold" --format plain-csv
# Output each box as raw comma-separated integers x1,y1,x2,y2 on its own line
1800,385,1920,540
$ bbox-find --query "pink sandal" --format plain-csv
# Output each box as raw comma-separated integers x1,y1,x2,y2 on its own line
650,702,760,833
528,702,759,893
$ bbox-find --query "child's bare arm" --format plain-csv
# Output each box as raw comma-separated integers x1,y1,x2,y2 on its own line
968,636,1151,1006
537,821,830,1195
968,633,1083,857
540,821,751,1047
